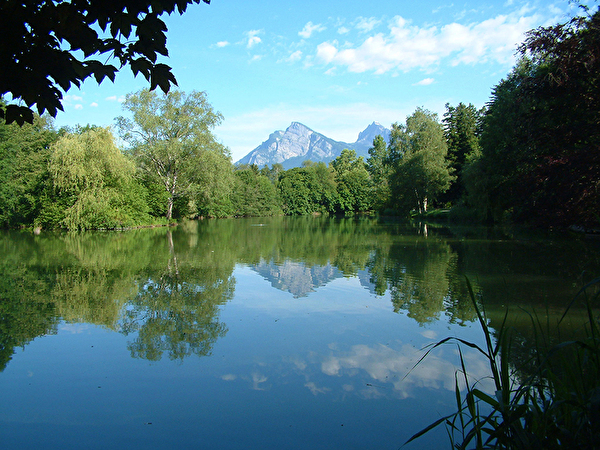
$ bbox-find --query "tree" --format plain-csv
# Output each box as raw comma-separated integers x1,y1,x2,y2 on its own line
46,127,149,229
260,163,284,185
277,164,338,215
330,149,372,213
462,9,600,227
232,167,281,217
117,89,228,220
193,149,236,218
440,103,482,206
0,0,211,125
366,135,391,210
0,109,58,227
389,108,454,215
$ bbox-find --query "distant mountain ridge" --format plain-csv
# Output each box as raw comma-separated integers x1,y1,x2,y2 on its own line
236,121,391,169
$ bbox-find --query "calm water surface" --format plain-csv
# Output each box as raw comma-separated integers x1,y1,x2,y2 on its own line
1,216,599,449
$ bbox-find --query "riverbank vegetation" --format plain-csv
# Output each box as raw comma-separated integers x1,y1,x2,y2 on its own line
406,278,600,449
1,9,598,231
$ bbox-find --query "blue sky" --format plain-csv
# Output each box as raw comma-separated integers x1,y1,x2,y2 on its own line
53,0,581,162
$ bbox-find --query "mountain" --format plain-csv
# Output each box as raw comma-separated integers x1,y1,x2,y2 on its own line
252,259,341,298
235,121,390,169
251,259,379,298
353,122,391,156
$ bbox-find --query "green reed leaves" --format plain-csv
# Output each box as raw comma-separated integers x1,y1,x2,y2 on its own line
405,277,600,450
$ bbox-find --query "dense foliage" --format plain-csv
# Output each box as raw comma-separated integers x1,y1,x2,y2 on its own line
464,9,600,227
116,89,229,220
46,127,151,230
388,108,454,215
0,109,57,227
0,0,211,125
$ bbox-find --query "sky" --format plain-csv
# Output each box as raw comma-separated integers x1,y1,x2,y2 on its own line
51,0,583,162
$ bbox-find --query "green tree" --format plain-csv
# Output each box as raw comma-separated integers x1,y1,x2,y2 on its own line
117,89,230,220
440,102,482,206
192,147,235,218
0,0,211,125
277,164,338,215
366,135,391,210
469,10,600,227
331,149,372,213
389,108,454,215
46,127,149,230
232,167,282,217
330,148,361,175
0,110,57,228
260,163,284,185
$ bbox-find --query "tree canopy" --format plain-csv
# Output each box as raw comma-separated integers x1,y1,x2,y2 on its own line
117,89,228,220
0,0,210,125
48,127,150,230
465,9,600,226
388,108,454,215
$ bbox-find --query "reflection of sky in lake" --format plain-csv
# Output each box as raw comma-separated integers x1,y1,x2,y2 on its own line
0,263,491,450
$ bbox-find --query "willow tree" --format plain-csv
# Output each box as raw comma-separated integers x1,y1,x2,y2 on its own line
47,127,148,230
117,89,231,219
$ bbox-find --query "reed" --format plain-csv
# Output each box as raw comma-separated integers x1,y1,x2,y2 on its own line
405,277,600,449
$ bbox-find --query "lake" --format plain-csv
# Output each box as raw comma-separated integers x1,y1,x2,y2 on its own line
1,216,599,449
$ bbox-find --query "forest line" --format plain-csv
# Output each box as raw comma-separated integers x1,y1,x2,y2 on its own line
1,10,598,231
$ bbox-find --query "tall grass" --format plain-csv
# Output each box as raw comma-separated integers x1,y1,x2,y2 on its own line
405,278,600,449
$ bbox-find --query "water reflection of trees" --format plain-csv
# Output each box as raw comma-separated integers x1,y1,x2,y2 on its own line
2,217,599,370
205,216,479,325
120,231,233,360
0,226,236,369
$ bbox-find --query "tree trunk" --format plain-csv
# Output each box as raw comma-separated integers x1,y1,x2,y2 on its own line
166,196,174,220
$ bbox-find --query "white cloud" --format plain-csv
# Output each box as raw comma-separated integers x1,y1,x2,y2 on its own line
433,3,455,14
249,54,263,63
216,40,230,48
63,94,85,105
105,95,125,103
314,11,544,74
414,77,435,86
90,102,99,107
337,26,350,35
251,372,268,390
305,381,331,395
355,17,381,33
316,41,339,64
246,29,262,48
299,21,326,39
287,50,303,63
320,343,494,398
74,104,83,110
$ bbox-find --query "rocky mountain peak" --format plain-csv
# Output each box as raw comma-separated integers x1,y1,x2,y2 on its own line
236,121,391,169
356,121,391,146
